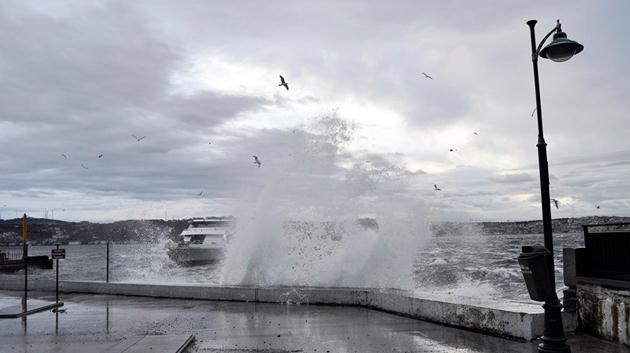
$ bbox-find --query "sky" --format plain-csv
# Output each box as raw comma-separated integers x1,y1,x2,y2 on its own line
1,0,629,223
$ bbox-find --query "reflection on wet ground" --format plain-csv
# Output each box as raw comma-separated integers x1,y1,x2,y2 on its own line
0,289,626,353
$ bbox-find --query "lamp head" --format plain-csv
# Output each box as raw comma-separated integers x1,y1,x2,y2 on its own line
539,25,584,62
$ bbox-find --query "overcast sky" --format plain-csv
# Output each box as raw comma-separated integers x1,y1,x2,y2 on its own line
1,0,629,222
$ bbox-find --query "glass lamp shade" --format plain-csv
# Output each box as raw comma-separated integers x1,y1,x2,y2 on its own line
540,31,584,62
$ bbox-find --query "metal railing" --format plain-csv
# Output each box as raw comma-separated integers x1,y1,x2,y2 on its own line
0,247,23,263
0,242,111,282
582,222,630,232
581,223,630,281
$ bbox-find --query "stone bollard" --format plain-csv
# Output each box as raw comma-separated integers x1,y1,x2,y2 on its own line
562,247,581,333
562,248,578,313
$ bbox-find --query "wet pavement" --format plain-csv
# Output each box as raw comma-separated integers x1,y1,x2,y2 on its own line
0,289,627,353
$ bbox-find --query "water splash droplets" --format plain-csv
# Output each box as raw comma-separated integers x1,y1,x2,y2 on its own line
221,113,431,289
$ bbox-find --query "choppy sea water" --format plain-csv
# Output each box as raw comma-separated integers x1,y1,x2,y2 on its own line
414,232,582,302
1,232,583,303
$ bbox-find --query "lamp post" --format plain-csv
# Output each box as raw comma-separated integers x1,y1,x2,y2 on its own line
527,19,583,353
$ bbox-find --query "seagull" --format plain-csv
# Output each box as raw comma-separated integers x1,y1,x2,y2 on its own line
278,75,289,90
449,148,458,152
98,154,103,158
132,134,146,142
434,184,441,191
473,132,479,136
60,153,68,159
421,72,433,79
531,107,537,117
252,155,261,168
198,191,203,196
80,163,89,170
550,198,559,209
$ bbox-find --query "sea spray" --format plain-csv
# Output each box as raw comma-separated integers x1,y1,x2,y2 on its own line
114,221,177,283
220,114,432,289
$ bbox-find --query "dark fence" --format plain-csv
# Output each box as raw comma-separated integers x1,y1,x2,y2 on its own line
0,246,25,272
0,246,23,263
0,242,113,281
580,223,630,281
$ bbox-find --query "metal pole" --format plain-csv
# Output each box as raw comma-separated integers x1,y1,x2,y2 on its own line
106,302,110,334
22,214,28,301
56,243,59,305
528,20,555,261
527,19,570,353
23,243,28,300
106,241,110,283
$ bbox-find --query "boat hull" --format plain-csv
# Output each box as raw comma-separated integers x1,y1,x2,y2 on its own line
167,247,224,266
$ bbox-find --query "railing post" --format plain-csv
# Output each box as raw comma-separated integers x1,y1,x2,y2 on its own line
106,241,110,283
55,243,59,305
23,243,28,299
22,214,28,302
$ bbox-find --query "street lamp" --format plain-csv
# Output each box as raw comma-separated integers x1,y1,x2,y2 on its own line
527,19,583,353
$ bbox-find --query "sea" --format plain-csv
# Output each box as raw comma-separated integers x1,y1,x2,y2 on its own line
0,231,583,304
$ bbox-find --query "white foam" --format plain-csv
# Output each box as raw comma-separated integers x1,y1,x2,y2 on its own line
429,258,448,266
220,114,431,290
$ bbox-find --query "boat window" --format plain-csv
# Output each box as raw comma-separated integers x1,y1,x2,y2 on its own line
192,221,232,228
211,221,231,227
190,235,205,244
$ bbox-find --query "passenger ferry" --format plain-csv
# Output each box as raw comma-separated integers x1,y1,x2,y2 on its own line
166,217,234,265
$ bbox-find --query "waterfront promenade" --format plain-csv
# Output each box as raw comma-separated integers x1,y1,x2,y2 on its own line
1,289,627,353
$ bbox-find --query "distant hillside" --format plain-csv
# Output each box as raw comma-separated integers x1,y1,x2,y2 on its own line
0,218,189,245
432,216,630,236
1,215,627,245
480,216,630,235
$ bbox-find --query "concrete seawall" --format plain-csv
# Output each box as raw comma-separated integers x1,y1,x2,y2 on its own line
0,279,544,340
578,282,630,346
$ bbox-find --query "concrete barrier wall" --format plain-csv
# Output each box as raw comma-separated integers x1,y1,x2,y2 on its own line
578,282,630,346
366,289,544,340
0,279,543,340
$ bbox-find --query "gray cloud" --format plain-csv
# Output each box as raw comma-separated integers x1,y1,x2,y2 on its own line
0,6,175,124
489,173,534,184
1,1,630,221
0,3,270,205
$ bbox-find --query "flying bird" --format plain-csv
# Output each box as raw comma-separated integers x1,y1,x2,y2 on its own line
252,155,261,168
198,191,203,196
60,153,68,159
421,72,433,79
132,134,146,142
434,184,441,191
80,163,89,170
596,205,601,209
98,154,103,158
550,198,559,209
531,107,537,117
278,75,289,90
449,148,458,152
473,132,479,136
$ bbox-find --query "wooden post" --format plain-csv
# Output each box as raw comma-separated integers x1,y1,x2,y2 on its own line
22,213,27,242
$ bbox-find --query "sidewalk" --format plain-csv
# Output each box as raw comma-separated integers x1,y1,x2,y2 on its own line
0,289,627,353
